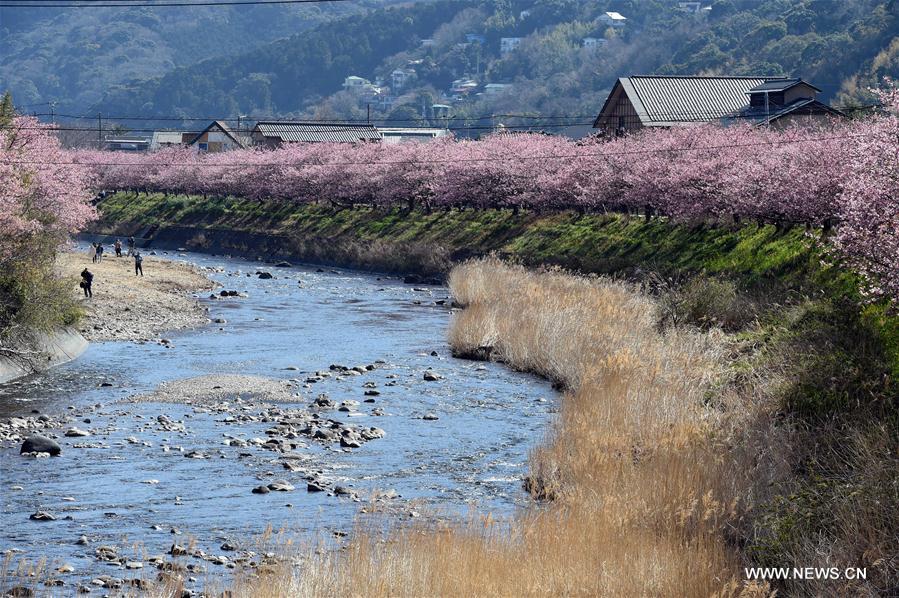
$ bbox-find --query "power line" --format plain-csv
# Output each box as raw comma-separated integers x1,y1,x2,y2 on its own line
26,104,880,125
0,0,352,7
0,132,870,168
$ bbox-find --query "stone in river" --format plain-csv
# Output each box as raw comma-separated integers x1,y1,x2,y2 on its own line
220,541,237,551
30,510,56,521
268,480,295,492
257,272,273,280
422,371,443,381
170,543,188,556
275,261,292,268
65,427,91,437
6,587,34,597
307,481,326,493
422,413,439,421
340,437,361,449
251,485,271,494
20,435,61,456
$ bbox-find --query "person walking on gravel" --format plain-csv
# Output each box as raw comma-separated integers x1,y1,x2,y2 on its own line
80,268,93,298
133,251,143,277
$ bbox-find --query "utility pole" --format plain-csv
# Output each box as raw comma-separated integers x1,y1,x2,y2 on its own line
98,112,102,150
49,100,56,124
367,103,371,124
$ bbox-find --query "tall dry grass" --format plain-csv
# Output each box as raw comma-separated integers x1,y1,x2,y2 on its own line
243,259,771,597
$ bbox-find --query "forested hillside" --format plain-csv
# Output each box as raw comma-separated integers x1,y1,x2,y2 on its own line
0,0,410,113
5,0,899,127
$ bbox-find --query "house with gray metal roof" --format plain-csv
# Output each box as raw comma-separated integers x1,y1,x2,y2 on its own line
251,122,382,147
592,75,844,134
187,120,245,152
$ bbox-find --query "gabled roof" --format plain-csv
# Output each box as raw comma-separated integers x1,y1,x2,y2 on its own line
734,97,846,125
187,120,244,148
602,11,626,20
746,78,822,94
253,122,382,143
593,75,790,128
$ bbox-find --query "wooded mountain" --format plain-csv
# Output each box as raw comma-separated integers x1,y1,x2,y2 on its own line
0,0,409,114
5,0,899,129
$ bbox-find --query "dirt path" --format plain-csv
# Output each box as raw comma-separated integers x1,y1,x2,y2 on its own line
57,248,216,342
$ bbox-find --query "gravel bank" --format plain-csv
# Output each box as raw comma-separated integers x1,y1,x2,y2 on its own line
126,374,303,405
57,249,216,342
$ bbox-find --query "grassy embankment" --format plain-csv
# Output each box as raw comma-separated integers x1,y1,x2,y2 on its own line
97,192,898,595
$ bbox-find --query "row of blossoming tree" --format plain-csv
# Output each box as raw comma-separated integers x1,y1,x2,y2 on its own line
0,115,94,335
68,87,899,299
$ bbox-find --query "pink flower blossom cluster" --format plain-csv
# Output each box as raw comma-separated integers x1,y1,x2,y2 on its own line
1,117,95,258
67,108,899,298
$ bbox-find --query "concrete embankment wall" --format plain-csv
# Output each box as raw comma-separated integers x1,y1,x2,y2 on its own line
0,328,89,385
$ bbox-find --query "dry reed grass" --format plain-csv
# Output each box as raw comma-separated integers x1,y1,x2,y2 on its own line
239,259,771,597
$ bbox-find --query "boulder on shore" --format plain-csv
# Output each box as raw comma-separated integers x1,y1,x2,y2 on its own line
20,435,61,456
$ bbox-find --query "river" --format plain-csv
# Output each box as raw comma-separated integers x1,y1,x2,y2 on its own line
0,250,553,592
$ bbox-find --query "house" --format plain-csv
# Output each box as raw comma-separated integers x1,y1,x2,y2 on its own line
251,122,382,147
432,104,451,119
500,37,523,54
391,69,414,91
450,79,479,102
420,38,435,48
378,127,451,144
465,33,486,44
484,83,512,96
187,120,244,152
583,37,608,51
104,136,149,152
519,9,531,19
150,131,191,150
592,75,844,134
598,12,626,28
677,2,702,12
343,76,371,92
734,78,845,127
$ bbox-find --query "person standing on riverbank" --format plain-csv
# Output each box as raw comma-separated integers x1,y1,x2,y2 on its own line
80,268,93,298
134,251,143,276
114,239,122,257
96,243,105,263
90,243,98,263
127,237,135,257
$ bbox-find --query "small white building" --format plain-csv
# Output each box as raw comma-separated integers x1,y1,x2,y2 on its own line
420,38,435,47
500,37,523,54
598,11,627,28
677,2,702,13
378,127,450,144
391,69,413,91
519,9,531,19
343,76,370,91
432,104,451,119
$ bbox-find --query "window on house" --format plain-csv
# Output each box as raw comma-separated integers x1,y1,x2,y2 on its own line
199,143,208,151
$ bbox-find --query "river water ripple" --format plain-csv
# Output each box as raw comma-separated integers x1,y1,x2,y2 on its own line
0,251,552,591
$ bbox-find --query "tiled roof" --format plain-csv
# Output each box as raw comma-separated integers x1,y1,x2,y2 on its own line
254,122,382,143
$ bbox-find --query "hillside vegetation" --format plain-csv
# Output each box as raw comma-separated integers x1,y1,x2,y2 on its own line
88,0,899,127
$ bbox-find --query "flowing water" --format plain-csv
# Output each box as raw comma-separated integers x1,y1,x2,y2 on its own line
0,250,553,592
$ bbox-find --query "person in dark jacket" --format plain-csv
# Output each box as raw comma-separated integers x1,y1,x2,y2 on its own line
80,268,93,298
133,251,143,276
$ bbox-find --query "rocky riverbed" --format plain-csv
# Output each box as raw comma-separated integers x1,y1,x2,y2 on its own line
2,250,553,596
57,249,216,343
